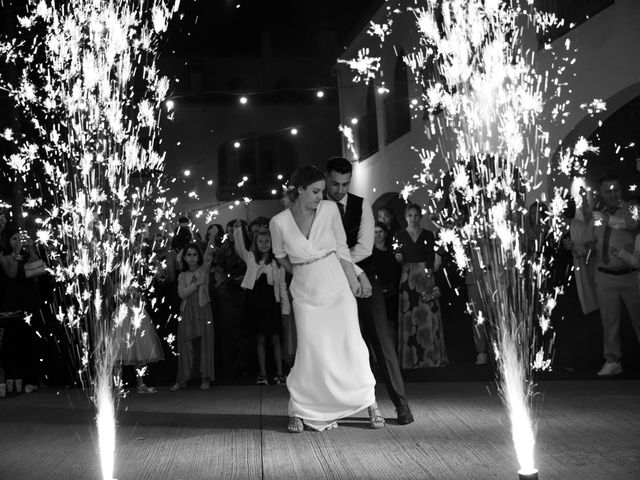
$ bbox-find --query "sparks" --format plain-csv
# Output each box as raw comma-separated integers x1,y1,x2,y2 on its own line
0,1,178,479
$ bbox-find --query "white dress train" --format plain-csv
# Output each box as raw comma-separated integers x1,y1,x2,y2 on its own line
269,200,376,430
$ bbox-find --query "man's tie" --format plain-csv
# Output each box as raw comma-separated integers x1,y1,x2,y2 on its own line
337,201,345,218
602,223,612,264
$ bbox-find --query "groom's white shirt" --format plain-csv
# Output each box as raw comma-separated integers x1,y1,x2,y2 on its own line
337,194,375,277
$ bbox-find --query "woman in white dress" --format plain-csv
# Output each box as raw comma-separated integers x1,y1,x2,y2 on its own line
270,165,385,433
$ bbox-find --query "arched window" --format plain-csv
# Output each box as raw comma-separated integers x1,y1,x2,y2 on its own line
217,134,297,200
228,77,247,92
358,83,379,159
384,50,411,144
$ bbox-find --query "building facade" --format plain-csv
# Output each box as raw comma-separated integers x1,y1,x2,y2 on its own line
335,0,640,220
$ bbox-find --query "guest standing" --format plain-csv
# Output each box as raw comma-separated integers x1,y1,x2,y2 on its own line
0,227,43,392
171,241,215,390
372,221,401,350
233,222,289,385
161,224,192,382
116,294,165,393
394,204,448,368
583,173,640,376
213,220,248,379
377,205,402,246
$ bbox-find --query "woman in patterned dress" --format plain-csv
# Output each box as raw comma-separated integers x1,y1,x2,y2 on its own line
394,204,448,368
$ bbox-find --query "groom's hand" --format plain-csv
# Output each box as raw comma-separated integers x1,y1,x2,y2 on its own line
357,272,372,298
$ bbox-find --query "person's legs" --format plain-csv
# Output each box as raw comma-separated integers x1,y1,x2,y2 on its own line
172,329,193,389
136,364,157,393
620,274,640,345
256,334,267,377
270,333,283,376
467,282,488,364
367,400,385,429
595,272,623,373
358,276,412,423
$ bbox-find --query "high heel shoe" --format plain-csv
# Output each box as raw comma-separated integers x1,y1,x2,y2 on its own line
287,416,304,433
368,404,385,429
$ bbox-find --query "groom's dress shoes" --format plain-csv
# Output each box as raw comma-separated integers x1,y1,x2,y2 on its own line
396,405,414,425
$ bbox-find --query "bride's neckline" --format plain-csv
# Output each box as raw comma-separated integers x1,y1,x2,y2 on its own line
289,201,321,240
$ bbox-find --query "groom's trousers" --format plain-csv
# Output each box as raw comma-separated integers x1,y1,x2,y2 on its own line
356,273,408,409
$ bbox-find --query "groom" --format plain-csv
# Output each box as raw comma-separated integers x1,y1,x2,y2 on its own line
325,157,414,425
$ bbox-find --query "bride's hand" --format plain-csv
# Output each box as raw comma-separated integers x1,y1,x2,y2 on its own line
349,280,362,298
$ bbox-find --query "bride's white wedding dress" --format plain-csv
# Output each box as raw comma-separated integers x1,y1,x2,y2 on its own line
270,200,376,430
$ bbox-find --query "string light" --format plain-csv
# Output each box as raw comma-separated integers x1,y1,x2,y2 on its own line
291,128,298,135
165,99,174,111
350,118,358,125
239,96,248,105
316,90,324,98
233,141,240,148
183,169,190,177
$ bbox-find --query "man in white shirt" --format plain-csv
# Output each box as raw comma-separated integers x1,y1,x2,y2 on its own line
584,173,640,376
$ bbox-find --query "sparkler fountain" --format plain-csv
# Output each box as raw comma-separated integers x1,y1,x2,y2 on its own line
1,1,179,478
340,1,594,477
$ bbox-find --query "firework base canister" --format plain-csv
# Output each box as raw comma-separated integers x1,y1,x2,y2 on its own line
518,470,539,480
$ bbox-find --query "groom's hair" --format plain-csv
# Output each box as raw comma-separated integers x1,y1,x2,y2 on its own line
326,157,352,175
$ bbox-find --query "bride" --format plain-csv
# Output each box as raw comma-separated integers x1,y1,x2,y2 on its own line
269,165,385,433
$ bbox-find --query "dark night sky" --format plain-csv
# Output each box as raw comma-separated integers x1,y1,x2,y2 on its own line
0,0,381,58
162,0,381,57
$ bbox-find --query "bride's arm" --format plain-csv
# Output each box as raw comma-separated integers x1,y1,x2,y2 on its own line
338,257,361,296
269,216,293,274
277,255,293,275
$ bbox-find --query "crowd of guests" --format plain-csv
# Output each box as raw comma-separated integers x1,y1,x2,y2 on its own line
1,162,639,397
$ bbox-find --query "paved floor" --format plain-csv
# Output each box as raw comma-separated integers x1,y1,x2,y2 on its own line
1,380,639,479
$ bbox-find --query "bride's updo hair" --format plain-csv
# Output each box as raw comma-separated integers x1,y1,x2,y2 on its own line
286,165,325,202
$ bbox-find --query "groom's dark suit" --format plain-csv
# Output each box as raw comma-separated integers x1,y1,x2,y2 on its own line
339,192,411,418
